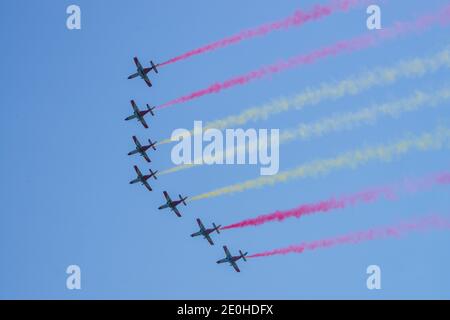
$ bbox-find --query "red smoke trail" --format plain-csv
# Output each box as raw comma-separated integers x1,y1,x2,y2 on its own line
248,215,450,258
159,0,362,67
157,4,450,110
221,171,450,230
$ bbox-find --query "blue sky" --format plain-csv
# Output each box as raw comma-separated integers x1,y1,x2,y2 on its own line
0,0,450,299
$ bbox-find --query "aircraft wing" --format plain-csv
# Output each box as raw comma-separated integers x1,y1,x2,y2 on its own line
143,74,152,87
223,246,232,259
140,116,149,129
142,151,151,163
231,261,240,273
171,206,182,218
204,233,214,246
133,136,142,149
130,100,139,113
196,219,206,232
134,166,143,178
143,180,153,192
163,191,172,203
133,57,143,70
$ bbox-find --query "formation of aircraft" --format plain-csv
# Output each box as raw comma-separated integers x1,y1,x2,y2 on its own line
125,100,155,129
128,57,159,87
128,136,157,163
126,56,249,273
216,246,248,273
191,219,221,245
129,165,157,192
158,191,188,218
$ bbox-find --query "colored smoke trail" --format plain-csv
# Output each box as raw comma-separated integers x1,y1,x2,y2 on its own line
159,0,362,67
157,47,450,146
248,215,450,258
160,85,450,176
158,34,374,108
221,171,450,230
276,88,450,142
189,126,450,202
157,5,450,110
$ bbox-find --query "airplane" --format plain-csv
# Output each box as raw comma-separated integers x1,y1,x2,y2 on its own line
190,219,221,245
125,100,155,129
129,165,157,192
216,246,248,273
158,191,187,218
127,136,157,163
127,57,159,87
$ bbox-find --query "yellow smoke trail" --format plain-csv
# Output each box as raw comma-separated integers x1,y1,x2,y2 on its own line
160,86,450,175
189,126,450,202
161,163,197,175
278,87,450,142
158,46,450,146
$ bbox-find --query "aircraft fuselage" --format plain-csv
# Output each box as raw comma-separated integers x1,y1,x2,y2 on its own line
128,149,139,156
128,68,148,80
158,202,171,210
139,110,150,118
191,229,213,238
126,110,148,121
129,146,149,155
125,114,137,121
159,198,182,210
130,176,149,185
129,178,140,184
217,255,242,265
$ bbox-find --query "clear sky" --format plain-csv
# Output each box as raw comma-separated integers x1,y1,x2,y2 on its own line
1,0,449,299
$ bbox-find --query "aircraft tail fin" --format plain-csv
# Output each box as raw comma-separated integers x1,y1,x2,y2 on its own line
150,169,158,180
151,61,159,74
239,250,248,262
179,195,187,206
213,223,221,234
146,104,155,116
148,139,157,151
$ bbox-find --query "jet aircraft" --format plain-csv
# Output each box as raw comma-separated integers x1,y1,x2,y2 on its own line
190,218,221,245
128,136,157,163
216,246,248,272
124,100,155,129
158,191,187,218
129,165,157,192
127,57,158,87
